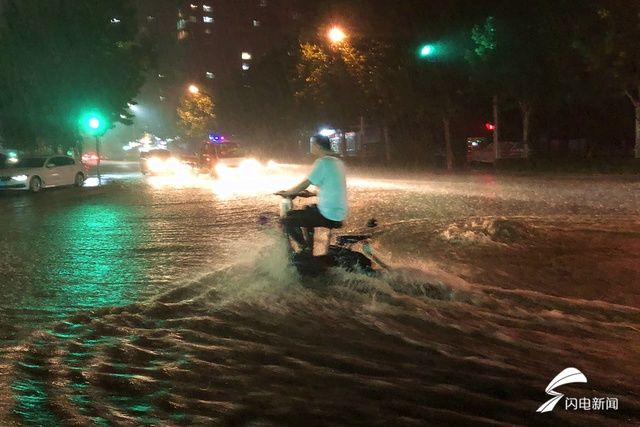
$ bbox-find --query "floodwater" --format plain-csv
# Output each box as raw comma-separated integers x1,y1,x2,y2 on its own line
1,162,639,426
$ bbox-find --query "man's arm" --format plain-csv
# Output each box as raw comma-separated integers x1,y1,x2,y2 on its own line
279,179,311,198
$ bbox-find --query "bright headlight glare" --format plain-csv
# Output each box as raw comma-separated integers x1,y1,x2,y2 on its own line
148,158,165,172
12,174,28,181
239,158,261,172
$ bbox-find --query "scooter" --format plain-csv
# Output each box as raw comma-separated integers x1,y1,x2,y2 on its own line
274,190,387,277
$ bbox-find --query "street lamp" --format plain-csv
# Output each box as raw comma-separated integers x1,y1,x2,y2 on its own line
188,84,200,94
327,26,347,44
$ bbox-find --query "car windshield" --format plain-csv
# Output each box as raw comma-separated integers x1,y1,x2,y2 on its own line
15,157,46,168
216,143,244,158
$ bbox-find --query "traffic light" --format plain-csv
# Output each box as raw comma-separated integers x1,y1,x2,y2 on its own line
419,44,436,58
79,110,108,136
485,122,496,131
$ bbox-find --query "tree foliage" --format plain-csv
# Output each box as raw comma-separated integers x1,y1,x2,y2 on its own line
572,0,640,157
0,0,151,151
177,93,216,142
295,41,374,127
215,0,638,164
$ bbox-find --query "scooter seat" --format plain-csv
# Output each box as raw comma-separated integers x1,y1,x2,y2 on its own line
324,221,343,229
337,234,371,245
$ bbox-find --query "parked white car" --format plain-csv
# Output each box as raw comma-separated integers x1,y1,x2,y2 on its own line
0,155,85,192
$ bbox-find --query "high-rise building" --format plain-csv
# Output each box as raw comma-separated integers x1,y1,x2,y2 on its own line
136,0,302,92
132,0,302,137
176,0,301,89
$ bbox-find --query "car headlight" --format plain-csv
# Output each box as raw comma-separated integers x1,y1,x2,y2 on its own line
12,174,28,181
148,158,165,172
239,158,261,172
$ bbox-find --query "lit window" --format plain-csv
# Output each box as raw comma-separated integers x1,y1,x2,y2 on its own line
110,17,121,24
147,15,156,22
204,28,212,35
177,19,186,30
203,16,214,23
159,96,166,101
190,3,198,9
178,30,188,40
158,73,165,78
206,72,215,79
253,19,261,27
241,52,252,60
189,15,197,23
260,0,267,7
203,5,212,12
242,63,250,71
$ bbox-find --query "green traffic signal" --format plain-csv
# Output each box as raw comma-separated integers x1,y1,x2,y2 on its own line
419,44,436,57
79,110,107,136
89,117,100,130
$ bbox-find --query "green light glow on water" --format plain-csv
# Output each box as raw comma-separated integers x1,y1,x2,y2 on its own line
11,203,145,313
53,204,141,308
12,378,58,426
8,204,147,424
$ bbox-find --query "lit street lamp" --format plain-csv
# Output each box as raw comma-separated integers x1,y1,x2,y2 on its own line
328,26,347,44
188,84,200,94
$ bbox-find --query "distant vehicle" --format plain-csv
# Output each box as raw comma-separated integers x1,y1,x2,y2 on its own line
199,140,260,176
466,137,527,164
0,149,20,167
81,152,106,165
140,149,193,175
0,155,85,192
179,153,199,170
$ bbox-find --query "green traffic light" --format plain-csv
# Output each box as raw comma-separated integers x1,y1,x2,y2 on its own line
79,110,107,136
420,44,435,57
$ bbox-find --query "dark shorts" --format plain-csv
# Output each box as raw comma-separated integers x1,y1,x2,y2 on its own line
281,204,342,229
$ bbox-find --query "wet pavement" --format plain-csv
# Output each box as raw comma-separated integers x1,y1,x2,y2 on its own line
1,161,639,425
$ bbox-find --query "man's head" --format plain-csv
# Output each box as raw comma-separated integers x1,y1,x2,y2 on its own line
310,134,333,157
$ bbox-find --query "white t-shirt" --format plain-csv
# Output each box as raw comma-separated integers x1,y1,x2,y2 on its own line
307,156,347,221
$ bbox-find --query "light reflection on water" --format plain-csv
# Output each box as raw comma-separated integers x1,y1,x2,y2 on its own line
4,245,639,426
144,163,306,200
0,202,144,323
2,167,639,425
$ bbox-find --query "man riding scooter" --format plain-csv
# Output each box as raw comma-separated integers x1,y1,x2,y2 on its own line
276,134,348,255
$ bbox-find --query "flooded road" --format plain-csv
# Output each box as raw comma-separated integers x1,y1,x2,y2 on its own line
1,162,639,425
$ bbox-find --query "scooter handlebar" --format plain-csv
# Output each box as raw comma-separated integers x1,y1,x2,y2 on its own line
296,190,316,198
274,190,316,199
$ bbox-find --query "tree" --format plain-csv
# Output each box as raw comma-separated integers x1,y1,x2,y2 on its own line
466,15,506,160
573,0,640,158
177,92,216,142
466,6,563,161
0,0,151,152
295,40,373,128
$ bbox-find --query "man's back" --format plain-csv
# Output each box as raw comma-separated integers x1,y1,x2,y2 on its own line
308,156,347,222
